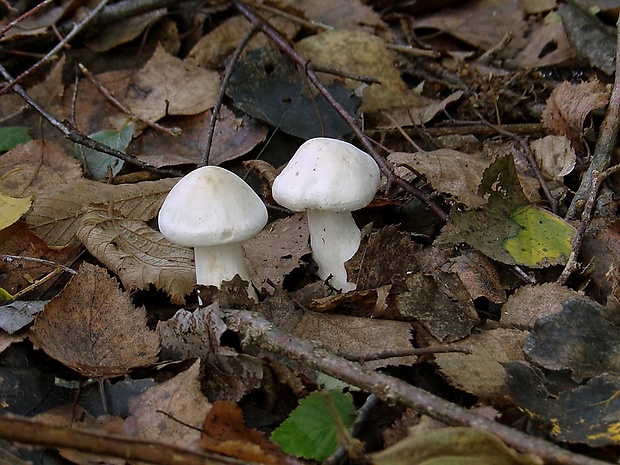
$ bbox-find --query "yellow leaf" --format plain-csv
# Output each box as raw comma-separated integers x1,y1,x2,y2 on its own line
0,193,33,231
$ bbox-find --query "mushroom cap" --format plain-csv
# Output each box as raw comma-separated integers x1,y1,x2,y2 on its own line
272,138,381,212
158,166,268,247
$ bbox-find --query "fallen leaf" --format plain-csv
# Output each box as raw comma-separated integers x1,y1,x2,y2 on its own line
448,250,506,304
530,135,576,180
0,300,45,334
227,47,360,139
243,213,311,292
0,126,31,151
0,140,82,197
542,80,609,145
371,426,542,465
125,359,210,450
501,282,583,329
122,44,220,123
434,327,527,401
388,150,491,208
512,21,576,70
395,271,479,342
506,362,620,447
30,263,160,378
129,106,268,168
76,208,195,304
26,177,179,246
296,29,410,113
0,193,32,231
523,298,620,381
202,401,287,465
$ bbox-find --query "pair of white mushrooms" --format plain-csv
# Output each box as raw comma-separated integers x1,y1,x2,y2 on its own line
158,137,381,299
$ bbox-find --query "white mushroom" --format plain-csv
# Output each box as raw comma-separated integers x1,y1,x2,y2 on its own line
158,166,267,301
272,138,380,292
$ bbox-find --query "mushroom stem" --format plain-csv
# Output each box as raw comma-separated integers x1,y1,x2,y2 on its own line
194,243,257,301
307,209,361,292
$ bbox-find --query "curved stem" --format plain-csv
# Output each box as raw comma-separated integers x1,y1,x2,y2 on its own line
307,210,360,292
194,243,257,300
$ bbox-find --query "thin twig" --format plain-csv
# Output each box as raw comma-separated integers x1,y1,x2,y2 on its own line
78,63,181,137
0,0,111,96
224,309,608,465
1,255,77,275
567,15,620,219
0,63,182,177
232,1,449,223
0,0,54,38
341,344,471,363
200,25,258,166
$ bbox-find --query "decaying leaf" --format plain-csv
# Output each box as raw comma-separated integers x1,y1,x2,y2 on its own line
388,150,491,208
434,327,527,401
126,359,210,450
371,426,542,465
523,298,620,381
395,271,479,342
201,401,287,465
121,45,219,123
448,250,506,305
129,106,268,168
501,282,583,329
506,362,620,447
30,263,160,378
76,208,194,304
0,140,82,197
296,29,410,113
542,80,609,144
26,177,178,246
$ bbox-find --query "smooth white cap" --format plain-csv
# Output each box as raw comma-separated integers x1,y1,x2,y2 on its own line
272,138,381,212
158,166,268,247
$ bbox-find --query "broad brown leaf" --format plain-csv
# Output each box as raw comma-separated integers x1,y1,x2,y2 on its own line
26,177,179,246
31,263,160,378
76,208,194,304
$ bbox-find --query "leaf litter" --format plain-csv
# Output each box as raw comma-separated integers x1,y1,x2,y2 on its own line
2,0,620,463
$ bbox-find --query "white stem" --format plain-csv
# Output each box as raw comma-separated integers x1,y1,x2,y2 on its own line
306,209,360,292
193,243,257,300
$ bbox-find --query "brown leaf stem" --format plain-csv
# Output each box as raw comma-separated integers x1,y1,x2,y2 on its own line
224,309,609,465
232,0,449,223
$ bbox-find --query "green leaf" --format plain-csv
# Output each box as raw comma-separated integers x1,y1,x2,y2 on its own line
0,126,31,151
271,390,356,461
503,205,575,267
73,122,135,180
451,155,575,268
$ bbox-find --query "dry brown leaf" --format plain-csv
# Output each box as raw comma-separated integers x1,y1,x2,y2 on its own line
0,140,82,197
243,213,311,292
296,29,410,113
201,401,287,465
26,177,179,246
395,271,479,342
347,225,422,290
129,106,268,168
76,209,195,304
187,15,299,69
0,331,24,354
542,80,609,144
121,45,219,123
414,0,527,55
270,0,387,32
292,312,417,369
501,282,583,329
434,327,527,401
377,91,463,128
388,150,491,208
30,263,160,378
0,221,81,299
448,250,506,304
581,219,620,302
125,359,210,450
512,21,576,69
157,305,227,360
530,135,576,180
